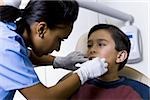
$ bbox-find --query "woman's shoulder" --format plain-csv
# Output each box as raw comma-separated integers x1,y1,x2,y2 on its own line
0,21,27,54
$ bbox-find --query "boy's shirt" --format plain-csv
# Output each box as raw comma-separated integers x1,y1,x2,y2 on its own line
70,76,149,100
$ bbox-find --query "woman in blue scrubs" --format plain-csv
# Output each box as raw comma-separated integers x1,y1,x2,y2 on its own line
0,0,108,99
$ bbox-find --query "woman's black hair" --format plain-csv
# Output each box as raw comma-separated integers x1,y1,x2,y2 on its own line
88,24,131,71
0,5,21,22
0,0,79,34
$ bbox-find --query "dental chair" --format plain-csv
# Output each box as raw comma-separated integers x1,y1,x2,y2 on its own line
75,33,150,86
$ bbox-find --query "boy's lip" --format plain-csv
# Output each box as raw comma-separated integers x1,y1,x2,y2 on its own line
89,56,96,60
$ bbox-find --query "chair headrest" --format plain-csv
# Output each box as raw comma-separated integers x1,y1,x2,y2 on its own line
75,33,88,55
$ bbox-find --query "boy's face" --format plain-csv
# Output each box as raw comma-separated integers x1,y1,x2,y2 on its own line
87,29,119,67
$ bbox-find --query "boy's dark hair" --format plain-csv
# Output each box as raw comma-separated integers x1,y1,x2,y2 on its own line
88,24,131,70
0,0,79,34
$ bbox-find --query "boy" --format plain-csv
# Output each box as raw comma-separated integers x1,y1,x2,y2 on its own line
70,24,149,100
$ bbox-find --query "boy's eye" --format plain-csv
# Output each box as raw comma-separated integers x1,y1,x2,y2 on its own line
98,43,106,47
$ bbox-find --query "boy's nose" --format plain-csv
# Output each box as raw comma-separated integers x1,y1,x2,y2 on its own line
89,47,97,54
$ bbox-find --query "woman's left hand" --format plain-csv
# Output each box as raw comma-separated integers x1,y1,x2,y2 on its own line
53,51,88,70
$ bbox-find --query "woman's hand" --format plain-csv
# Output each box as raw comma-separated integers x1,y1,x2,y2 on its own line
53,51,88,70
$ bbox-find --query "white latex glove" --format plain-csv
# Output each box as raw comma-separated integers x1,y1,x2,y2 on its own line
53,51,88,70
74,57,108,84
3,0,21,8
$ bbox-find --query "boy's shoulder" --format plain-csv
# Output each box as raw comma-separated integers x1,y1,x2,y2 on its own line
123,76,149,88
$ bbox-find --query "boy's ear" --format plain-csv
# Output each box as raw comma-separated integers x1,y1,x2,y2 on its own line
36,22,47,39
116,50,128,63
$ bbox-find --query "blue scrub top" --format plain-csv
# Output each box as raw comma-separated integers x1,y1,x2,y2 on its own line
0,22,40,100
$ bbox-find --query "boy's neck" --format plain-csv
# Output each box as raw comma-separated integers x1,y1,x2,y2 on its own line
97,73,120,82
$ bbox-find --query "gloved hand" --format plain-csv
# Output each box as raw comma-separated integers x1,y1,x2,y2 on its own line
74,57,108,84
53,51,88,70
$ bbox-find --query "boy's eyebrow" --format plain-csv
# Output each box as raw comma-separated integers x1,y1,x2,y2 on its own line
97,39,108,42
88,39,108,43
